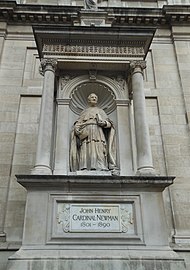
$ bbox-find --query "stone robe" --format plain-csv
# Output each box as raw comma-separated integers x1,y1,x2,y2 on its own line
70,106,117,172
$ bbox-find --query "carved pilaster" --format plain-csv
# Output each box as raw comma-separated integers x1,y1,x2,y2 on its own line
42,44,145,58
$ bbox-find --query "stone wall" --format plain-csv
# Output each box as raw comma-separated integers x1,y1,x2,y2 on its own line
0,1,190,269
0,23,43,261
145,28,190,246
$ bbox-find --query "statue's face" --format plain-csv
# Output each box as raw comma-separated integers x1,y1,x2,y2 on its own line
88,93,98,106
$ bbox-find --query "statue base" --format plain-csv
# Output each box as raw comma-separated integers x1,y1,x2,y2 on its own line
7,175,187,270
75,10,115,27
76,170,112,176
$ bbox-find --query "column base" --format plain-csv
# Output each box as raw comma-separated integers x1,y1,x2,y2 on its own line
136,166,157,176
31,165,52,175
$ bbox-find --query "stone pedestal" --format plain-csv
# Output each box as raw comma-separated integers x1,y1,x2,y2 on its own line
7,175,186,270
76,10,114,27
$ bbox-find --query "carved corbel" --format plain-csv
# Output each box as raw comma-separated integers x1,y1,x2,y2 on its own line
89,70,97,81
61,75,71,90
114,75,127,92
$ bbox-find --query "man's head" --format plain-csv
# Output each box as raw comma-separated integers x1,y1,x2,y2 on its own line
88,93,98,106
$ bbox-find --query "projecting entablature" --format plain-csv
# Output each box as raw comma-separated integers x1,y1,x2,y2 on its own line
33,25,155,71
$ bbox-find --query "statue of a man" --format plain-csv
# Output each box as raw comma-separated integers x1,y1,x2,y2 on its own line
70,93,118,173
84,0,98,10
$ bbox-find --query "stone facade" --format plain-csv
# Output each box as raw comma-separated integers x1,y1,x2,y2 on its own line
0,0,190,269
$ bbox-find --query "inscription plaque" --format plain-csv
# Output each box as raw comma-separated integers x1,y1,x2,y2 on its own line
70,204,121,232
57,203,135,234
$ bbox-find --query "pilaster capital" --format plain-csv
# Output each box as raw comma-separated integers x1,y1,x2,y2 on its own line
39,58,57,75
130,60,146,75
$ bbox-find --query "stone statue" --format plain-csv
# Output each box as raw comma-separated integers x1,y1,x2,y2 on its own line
70,93,118,174
84,0,98,10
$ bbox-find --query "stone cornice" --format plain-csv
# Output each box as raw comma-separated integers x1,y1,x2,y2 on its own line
33,25,155,60
16,174,175,192
163,5,190,26
0,1,190,26
0,1,79,25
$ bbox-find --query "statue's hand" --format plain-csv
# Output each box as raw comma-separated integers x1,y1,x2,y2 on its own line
75,128,81,136
75,127,88,140
97,120,106,127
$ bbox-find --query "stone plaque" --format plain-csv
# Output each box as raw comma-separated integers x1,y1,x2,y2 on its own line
56,203,135,234
70,204,121,232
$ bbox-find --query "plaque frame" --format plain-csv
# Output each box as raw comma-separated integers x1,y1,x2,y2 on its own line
47,194,144,246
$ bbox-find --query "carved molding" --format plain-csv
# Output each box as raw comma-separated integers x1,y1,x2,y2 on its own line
58,74,130,115
1,3,190,26
89,70,97,81
112,75,127,92
57,204,70,233
120,204,134,233
60,75,75,90
43,44,145,58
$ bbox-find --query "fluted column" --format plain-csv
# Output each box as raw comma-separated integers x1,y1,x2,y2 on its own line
32,59,57,175
130,60,155,175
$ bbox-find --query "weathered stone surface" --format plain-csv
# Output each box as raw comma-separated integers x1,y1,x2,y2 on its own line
6,258,187,270
0,1,190,270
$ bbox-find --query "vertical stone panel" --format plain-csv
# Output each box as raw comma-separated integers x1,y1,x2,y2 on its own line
54,101,70,175
151,28,190,245
0,25,35,242
4,96,41,242
116,102,133,175
22,48,43,88
146,97,166,174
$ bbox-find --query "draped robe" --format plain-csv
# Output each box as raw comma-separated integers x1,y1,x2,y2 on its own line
70,106,117,172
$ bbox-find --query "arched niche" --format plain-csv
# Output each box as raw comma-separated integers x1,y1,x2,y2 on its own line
69,82,116,116
59,74,128,100
54,73,134,176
